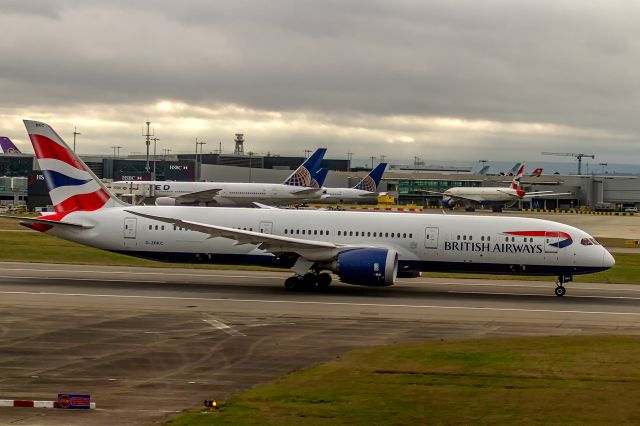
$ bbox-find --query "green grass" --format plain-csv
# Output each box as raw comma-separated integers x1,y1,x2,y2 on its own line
166,336,640,425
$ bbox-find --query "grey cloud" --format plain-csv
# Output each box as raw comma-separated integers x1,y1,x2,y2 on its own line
0,1,639,162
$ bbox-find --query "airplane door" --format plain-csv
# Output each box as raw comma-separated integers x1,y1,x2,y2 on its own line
259,221,273,234
124,218,137,239
424,227,439,249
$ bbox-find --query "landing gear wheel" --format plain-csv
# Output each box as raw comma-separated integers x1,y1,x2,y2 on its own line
555,286,566,297
317,272,332,289
284,276,302,291
302,272,318,290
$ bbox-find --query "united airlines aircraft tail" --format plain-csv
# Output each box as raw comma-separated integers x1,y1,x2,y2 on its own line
353,163,387,191
510,162,525,190
0,137,21,154
283,148,327,187
311,168,329,188
24,120,124,213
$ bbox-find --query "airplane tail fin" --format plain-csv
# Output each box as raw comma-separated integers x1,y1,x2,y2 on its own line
508,162,522,176
530,167,543,177
23,120,124,213
511,162,525,189
0,137,21,154
283,148,327,187
311,168,329,188
353,163,387,191
477,165,489,175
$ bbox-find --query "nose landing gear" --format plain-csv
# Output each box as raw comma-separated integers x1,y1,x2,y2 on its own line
555,274,572,297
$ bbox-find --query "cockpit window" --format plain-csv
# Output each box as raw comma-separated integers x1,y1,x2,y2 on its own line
581,238,600,246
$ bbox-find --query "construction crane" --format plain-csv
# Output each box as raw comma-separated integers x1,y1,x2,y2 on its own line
541,152,595,175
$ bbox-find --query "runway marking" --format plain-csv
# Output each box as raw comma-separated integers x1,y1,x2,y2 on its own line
203,319,246,336
5,276,162,283
448,291,640,300
1,290,640,317
0,267,285,280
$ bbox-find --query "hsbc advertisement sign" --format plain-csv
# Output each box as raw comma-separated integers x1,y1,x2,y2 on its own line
164,162,194,181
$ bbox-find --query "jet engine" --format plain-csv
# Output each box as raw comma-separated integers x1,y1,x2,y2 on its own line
155,197,177,206
332,248,398,286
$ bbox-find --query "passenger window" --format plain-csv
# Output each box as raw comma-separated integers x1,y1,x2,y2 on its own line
284,229,288,234
409,233,413,238
457,235,460,240
481,236,484,241
367,232,371,237
314,230,317,235
338,231,341,236
463,235,466,241
373,232,377,237
161,226,165,230
296,230,300,235
302,230,306,235
391,233,394,238
148,225,152,230
385,232,389,237
350,231,353,236
155,225,159,230
356,232,359,237
403,233,406,238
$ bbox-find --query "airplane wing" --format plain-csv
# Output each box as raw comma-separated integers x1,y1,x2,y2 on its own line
125,210,348,261
523,192,572,199
1,215,93,229
443,193,486,203
291,188,324,196
496,189,520,198
171,188,222,203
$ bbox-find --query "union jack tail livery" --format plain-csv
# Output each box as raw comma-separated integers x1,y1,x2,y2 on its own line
354,163,387,192
283,148,326,187
510,162,525,190
24,120,123,214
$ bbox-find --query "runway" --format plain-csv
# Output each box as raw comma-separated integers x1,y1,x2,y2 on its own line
0,262,639,425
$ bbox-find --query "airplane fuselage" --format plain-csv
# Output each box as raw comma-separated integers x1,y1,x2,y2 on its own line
315,188,379,204
46,207,613,277
117,181,324,206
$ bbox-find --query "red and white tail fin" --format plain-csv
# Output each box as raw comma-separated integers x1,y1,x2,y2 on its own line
510,162,525,190
24,120,124,213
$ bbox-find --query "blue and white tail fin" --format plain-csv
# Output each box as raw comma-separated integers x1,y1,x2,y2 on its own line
353,163,387,191
510,162,526,190
283,148,327,187
0,137,21,154
311,168,329,188
24,120,124,213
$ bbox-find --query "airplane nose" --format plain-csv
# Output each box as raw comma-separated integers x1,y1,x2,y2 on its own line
603,249,615,269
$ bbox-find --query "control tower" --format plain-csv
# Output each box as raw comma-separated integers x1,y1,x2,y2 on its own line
234,133,244,155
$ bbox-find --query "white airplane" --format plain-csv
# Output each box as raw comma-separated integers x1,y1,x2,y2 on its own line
440,163,570,212
314,163,388,204
13,120,613,296
114,148,327,207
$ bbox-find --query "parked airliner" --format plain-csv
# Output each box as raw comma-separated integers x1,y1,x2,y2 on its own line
14,120,613,296
314,163,388,204
114,148,327,207
439,163,570,212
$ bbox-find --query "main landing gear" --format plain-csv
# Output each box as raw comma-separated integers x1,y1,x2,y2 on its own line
554,274,573,297
284,271,333,291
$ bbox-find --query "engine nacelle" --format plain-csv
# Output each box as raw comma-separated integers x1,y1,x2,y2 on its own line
334,248,398,286
155,197,177,206
442,197,456,209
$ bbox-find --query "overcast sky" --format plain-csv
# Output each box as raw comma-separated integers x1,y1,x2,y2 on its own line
1,0,638,165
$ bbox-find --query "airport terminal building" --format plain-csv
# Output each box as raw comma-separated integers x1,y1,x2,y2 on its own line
0,152,638,211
